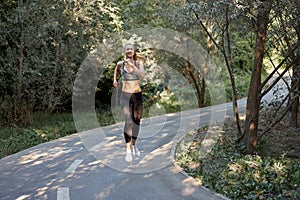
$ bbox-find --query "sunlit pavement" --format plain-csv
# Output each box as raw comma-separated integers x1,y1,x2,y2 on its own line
0,100,248,200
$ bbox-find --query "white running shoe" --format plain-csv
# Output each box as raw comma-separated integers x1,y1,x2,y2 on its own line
132,146,140,157
125,149,133,162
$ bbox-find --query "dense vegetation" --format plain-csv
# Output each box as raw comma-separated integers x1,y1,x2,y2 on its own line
175,108,300,199
0,0,299,198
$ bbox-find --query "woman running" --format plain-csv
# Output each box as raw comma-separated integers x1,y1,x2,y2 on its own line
113,43,145,162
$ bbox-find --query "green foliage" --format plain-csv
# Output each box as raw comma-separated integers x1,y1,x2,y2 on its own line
1,128,42,157
0,112,76,158
0,96,34,127
0,0,122,126
0,0,257,127
0,108,123,159
96,103,116,126
114,0,175,29
215,156,300,199
1,0,298,173
221,66,251,101
175,121,300,200
143,89,181,117
230,31,255,73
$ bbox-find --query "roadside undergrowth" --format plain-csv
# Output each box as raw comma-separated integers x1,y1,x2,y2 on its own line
175,115,300,200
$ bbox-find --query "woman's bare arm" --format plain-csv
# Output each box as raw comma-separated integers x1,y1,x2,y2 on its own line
113,62,122,87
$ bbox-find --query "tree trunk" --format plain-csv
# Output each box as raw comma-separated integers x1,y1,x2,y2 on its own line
186,61,204,108
224,5,242,135
290,53,300,128
240,0,273,153
192,9,243,135
199,34,212,108
17,0,24,102
290,2,300,128
48,28,61,113
186,39,205,108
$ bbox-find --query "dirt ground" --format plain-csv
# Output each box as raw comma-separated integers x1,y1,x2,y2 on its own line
258,111,300,159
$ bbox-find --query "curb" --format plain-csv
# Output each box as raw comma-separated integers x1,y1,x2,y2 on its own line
170,133,231,200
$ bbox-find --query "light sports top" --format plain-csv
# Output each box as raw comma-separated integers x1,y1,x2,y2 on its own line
121,60,140,81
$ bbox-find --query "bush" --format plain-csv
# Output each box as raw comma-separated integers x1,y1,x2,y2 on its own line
0,112,76,159
0,95,34,127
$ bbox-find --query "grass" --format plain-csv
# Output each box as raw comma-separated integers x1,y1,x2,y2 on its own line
0,112,76,159
0,110,116,159
175,114,300,200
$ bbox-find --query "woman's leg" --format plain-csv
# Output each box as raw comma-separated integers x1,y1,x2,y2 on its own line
120,92,133,151
120,91,142,160
130,92,142,156
131,92,143,139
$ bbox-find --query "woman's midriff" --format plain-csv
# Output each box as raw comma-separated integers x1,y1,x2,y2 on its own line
122,80,141,93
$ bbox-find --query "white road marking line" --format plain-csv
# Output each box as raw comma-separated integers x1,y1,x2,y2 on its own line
57,187,70,200
90,141,109,152
65,159,83,173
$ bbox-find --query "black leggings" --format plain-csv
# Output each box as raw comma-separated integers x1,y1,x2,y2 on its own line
120,91,143,143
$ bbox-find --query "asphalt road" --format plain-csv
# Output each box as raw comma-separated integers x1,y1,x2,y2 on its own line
0,99,247,200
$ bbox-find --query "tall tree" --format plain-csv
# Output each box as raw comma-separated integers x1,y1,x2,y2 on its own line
170,2,208,108
185,0,243,133
239,0,273,153
256,0,300,136
0,0,122,126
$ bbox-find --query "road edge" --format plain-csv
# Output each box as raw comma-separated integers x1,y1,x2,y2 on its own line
170,132,231,200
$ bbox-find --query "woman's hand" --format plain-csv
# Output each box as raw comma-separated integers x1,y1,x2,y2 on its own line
125,59,134,68
113,80,118,87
